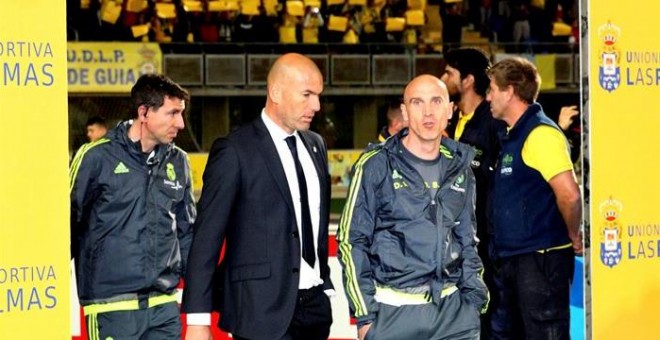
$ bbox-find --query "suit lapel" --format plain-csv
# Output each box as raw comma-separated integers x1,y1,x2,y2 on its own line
299,132,325,187
253,119,295,215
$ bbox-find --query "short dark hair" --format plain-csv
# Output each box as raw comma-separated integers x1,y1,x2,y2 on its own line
130,74,189,115
487,57,541,104
85,116,107,128
386,100,403,126
444,48,492,97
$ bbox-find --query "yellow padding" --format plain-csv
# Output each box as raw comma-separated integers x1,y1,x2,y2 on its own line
208,0,240,12
131,24,150,38
286,1,305,16
405,10,425,26
100,1,122,24
83,293,177,316
156,3,177,19
183,0,204,12
304,0,322,8
126,0,148,13
407,0,426,10
328,15,349,32
386,17,406,32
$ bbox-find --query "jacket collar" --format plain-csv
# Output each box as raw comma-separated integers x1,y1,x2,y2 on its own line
382,128,475,176
109,120,173,164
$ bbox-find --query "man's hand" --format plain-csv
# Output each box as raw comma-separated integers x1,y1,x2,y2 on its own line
185,325,212,340
558,105,579,131
358,323,372,340
571,230,584,256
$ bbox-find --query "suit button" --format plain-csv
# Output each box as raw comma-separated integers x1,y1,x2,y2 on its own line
292,268,299,273
292,231,299,238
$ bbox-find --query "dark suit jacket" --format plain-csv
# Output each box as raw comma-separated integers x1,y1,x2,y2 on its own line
182,117,333,339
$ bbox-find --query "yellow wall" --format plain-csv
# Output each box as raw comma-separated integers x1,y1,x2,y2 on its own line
589,4,660,338
0,1,70,338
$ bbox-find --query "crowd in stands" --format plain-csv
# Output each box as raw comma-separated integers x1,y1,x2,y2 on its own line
67,0,579,49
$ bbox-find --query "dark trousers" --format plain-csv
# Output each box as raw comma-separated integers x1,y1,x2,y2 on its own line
490,248,574,340
479,239,497,340
364,292,480,340
234,286,332,340
85,301,180,340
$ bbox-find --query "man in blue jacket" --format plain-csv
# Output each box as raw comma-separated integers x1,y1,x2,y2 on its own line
338,74,487,340
70,74,196,339
487,57,582,340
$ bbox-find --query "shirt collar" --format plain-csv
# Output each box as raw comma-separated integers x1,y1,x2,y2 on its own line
261,109,297,141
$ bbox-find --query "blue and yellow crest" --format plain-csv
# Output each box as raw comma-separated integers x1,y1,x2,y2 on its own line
598,21,621,92
166,162,176,181
599,197,623,268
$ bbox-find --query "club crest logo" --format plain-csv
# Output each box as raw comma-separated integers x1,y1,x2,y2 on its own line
166,163,176,181
599,197,623,268
598,21,621,92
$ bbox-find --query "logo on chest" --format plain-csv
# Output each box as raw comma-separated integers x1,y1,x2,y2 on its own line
500,153,514,176
392,169,408,190
450,174,466,193
163,162,183,190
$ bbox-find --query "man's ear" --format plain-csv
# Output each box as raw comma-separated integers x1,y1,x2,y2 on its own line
400,103,408,121
463,74,475,89
138,105,148,121
505,85,515,102
269,84,282,104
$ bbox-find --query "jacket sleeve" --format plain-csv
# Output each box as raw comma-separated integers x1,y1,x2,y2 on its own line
182,138,240,313
176,152,197,275
336,151,381,326
455,167,489,312
69,143,101,259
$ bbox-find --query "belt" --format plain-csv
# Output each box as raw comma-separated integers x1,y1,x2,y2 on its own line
298,285,323,303
374,285,458,307
83,292,178,316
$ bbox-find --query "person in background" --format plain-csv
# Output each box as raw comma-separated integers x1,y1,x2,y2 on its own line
70,74,195,339
487,57,582,340
377,100,408,143
338,74,487,340
442,47,506,339
85,115,108,142
183,53,334,340
558,104,581,164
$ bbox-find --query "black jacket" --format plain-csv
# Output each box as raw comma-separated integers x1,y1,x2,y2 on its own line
182,117,333,340
70,121,196,304
447,100,506,244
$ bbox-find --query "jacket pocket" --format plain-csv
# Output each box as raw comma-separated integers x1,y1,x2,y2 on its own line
229,263,271,282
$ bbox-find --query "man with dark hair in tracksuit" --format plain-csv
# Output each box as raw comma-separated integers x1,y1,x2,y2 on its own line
70,74,196,339
338,75,488,340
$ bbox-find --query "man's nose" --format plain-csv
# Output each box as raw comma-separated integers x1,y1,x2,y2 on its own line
311,96,320,112
174,115,185,129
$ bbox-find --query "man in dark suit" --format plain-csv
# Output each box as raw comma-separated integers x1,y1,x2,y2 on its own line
183,53,334,340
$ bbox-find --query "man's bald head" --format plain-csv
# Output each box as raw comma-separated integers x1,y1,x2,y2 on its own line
267,53,322,90
399,74,452,157
403,74,449,104
264,53,324,134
